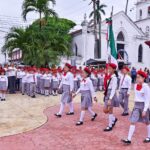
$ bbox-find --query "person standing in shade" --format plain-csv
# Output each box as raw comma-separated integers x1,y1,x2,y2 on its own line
131,67,137,83
119,66,132,116
7,63,17,94
55,63,74,118
0,69,8,101
122,70,150,145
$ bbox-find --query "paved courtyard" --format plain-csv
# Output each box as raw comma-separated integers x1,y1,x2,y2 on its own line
0,90,149,150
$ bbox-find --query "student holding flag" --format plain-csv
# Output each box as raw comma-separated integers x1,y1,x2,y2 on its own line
103,16,119,132
103,63,119,132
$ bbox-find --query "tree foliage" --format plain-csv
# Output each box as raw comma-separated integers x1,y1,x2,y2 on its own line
3,17,76,67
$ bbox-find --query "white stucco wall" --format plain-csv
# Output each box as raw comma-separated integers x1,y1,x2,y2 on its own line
0,52,5,64
71,11,150,69
136,0,150,21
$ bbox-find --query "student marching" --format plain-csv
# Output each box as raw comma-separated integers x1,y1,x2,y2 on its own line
0,62,150,145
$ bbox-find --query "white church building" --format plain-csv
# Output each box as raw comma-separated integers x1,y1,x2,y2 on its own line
64,0,150,69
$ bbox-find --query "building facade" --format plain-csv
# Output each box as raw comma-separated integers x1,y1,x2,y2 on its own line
69,0,150,69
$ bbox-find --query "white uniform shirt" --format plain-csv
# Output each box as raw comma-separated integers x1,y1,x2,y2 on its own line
7,67,17,77
43,74,51,80
59,72,74,92
134,83,150,112
26,73,35,83
76,77,96,98
108,74,118,100
119,74,132,94
22,73,28,83
91,73,97,80
0,75,8,87
52,75,59,82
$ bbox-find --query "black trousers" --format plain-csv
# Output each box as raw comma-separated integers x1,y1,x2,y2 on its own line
8,76,16,94
15,78,20,91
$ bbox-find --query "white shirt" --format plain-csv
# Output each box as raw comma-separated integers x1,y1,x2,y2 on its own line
108,74,118,100
52,75,59,82
59,72,74,92
91,73,97,80
22,73,28,83
7,67,17,77
76,77,96,98
119,74,132,94
26,73,35,83
134,83,150,112
43,74,51,80
0,75,8,87
97,73,105,80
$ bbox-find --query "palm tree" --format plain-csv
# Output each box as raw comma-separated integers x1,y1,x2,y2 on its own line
89,1,107,58
22,0,58,29
2,27,26,54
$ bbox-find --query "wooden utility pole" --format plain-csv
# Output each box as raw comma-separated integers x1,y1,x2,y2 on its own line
125,0,129,15
92,0,99,58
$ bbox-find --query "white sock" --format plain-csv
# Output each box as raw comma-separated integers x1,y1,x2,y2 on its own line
2,93,5,99
147,125,150,138
79,111,85,122
3,94,6,99
127,125,135,141
69,102,74,113
109,114,113,127
112,114,116,122
58,102,65,115
0,93,2,98
88,107,95,116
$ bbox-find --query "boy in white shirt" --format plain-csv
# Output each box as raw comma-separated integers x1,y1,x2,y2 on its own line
119,66,132,116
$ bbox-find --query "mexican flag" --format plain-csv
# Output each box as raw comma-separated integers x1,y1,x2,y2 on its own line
106,17,118,67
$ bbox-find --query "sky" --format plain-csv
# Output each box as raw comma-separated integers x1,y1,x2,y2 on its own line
0,0,137,48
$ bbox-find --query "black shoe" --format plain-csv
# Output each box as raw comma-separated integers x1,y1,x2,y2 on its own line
66,112,74,115
76,121,83,126
143,137,150,143
55,113,62,118
31,95,36,98
112,118,118,128
122,113,129,116
91,113,97,121
121,139,131,145
22,94,25,95
103,126,112,132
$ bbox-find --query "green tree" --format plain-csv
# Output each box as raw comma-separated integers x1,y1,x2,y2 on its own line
22,0,58,29
2,17,76,67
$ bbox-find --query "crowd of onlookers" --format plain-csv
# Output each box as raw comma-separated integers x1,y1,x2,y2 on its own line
0,63,150,101
131,67,150,84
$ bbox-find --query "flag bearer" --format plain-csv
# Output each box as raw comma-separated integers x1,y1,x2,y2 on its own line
103,63,119,132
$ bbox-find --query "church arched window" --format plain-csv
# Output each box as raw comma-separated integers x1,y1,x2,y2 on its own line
117,31,125,41
138,44,143,63
148,6,150,16
74,43,78,56
139,9,142,19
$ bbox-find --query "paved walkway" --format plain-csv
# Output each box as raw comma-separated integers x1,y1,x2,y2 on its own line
0,104,149,150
